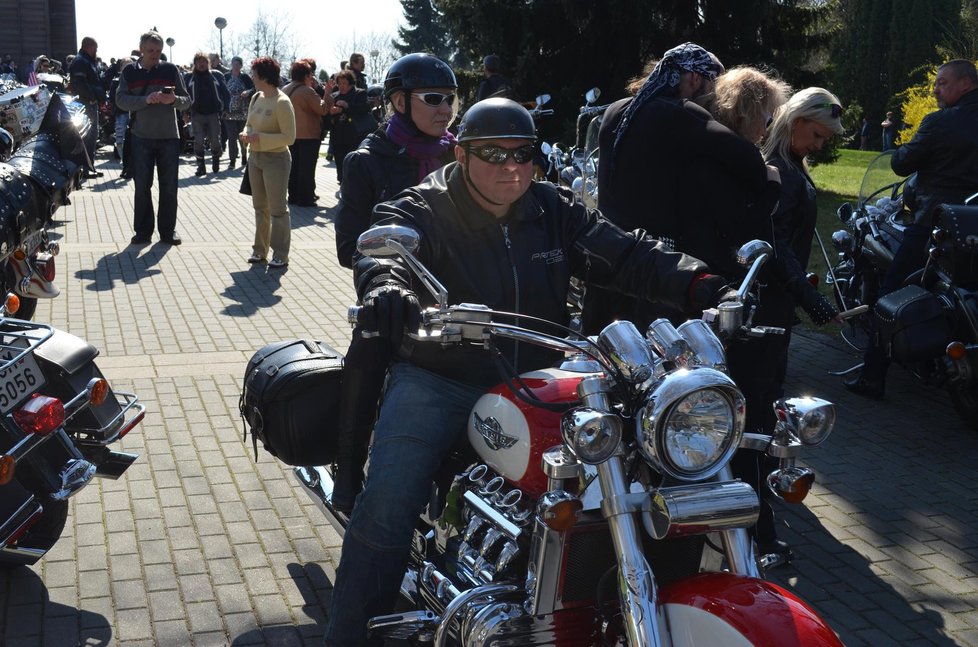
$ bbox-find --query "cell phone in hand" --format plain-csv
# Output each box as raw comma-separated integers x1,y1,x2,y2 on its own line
161,86,175,95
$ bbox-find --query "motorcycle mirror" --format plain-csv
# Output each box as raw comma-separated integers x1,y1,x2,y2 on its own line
585,87,601,104
541,142,552,155
356,224,421,258
535,94,551,107
735,240,773,268
837,202,853,223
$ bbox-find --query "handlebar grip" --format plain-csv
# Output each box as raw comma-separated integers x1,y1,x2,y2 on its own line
838,304,869,320
868,219,882,240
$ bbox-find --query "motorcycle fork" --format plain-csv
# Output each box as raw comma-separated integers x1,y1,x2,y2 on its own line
580,376,664,647
714,465,760,578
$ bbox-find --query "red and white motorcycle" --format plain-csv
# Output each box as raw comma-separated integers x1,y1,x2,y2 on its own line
295,227,843,645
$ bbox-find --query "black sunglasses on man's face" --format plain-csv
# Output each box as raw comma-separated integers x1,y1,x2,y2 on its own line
466,143,535,165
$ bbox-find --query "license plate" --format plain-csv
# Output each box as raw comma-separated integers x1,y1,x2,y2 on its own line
0,337,45,414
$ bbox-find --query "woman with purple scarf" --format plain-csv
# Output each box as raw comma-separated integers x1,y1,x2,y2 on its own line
331,53,458,514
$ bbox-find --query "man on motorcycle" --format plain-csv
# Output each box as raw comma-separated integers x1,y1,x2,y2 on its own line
846,59,978,399
323,98,727,645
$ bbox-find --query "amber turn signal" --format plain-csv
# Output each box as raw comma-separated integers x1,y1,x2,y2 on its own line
0,454,15,485
947,341,967,362
11,249,25,261
537,491,583,532
88,378,109,406
4,293,19,315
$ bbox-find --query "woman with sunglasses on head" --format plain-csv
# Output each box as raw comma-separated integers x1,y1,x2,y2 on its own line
730,88,844,562
328,69,371,183
330,53,459,519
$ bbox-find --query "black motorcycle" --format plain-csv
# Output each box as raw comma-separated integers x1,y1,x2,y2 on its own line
0,79,89,320
0,313,145,568
828,151,978,424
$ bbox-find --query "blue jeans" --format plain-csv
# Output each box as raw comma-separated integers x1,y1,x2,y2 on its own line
131,136,180,238
324,362,484,646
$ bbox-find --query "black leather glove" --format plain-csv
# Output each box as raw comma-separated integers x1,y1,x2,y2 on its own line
687,273,733,313
357,282,422,348
801,289,839,326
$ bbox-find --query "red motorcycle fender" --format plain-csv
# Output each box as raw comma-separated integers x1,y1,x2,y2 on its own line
658,572,843,647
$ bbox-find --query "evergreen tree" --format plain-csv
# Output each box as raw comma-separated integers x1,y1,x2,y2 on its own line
832,0,961,149
435,0,830,143
394,0,451,60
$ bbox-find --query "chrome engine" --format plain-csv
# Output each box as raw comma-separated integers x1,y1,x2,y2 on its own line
366,462,612,645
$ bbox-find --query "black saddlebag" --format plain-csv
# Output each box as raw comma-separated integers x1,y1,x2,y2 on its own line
874,284,950,362
239,339,343,465
0,162,31,255
935,204,978,287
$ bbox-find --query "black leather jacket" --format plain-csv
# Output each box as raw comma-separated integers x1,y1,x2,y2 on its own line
354,163,707,387
335,130,454,268
892,89,978,218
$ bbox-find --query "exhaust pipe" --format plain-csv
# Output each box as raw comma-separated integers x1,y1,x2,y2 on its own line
292,466,349,539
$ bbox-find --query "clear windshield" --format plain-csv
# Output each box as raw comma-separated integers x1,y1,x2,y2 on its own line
858,151,905,206
585,114,602,158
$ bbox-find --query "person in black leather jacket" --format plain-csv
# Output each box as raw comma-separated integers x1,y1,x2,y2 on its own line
846,60,978,399
331,54,459,515
323,99,722,646
723,88,843,560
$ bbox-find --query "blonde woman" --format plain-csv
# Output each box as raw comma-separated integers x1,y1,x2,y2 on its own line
240,56,296,268
712,66,791,144
733,88,844,560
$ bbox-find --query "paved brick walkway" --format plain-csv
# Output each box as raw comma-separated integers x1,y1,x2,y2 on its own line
0,149,976,646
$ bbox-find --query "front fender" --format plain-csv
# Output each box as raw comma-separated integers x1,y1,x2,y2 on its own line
659,572,843,647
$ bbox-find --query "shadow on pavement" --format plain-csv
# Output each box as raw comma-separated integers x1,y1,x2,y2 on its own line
773,330,978,645
75,243,173,291
220,264,285,316
228,562,331,646
0,565,112,645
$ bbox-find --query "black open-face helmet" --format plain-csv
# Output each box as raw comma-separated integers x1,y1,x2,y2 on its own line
457,98,536,143
383,53,457,102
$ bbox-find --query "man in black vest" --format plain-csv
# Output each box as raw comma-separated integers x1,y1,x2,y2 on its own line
68,37,107,177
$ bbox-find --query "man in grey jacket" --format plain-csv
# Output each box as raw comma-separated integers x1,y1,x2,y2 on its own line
115,31,191,245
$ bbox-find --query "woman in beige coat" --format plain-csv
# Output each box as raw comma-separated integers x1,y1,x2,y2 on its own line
240,56,296,268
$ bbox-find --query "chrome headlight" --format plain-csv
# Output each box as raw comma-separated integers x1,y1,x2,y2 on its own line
560,407,622,464
638,368,745,481
777,397,835,446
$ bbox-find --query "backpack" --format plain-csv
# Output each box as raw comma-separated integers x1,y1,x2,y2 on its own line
239,339,344,465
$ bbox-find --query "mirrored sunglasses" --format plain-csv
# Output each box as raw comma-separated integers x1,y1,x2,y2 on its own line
413,91,456,107
467,144,536,165
815,103,843,119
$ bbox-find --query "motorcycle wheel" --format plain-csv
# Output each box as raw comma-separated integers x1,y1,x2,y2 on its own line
0,498,69,569
948,381,978,429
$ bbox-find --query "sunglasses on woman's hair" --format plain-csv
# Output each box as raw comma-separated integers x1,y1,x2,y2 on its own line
815,103,843,118
413,91,456,107
466,143,536,164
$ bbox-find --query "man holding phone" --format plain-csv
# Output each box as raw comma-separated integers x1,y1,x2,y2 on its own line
115,30,191,245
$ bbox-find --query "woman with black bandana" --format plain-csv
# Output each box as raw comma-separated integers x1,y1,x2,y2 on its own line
331,53,458,513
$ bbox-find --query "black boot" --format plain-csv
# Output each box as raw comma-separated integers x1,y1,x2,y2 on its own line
229,156,237,169
195,156,206,176
242,149,248,165
844,347,888,399
331,365,388,513
212,155,220,173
